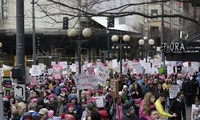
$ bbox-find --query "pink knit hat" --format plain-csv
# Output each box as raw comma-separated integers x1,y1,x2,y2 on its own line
48,94,55,100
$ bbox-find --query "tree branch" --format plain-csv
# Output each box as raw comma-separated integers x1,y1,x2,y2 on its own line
43,0,200,25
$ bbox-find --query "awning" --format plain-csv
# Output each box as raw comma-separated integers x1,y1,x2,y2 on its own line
91,16,138,33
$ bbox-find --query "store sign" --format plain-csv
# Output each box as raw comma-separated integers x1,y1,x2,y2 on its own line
164,42,185,53
169,42,185,52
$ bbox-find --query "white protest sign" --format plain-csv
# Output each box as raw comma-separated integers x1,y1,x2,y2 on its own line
48,68,54,74
95,67,110,85
83,61,88,71
188,67,195,75
169,84,180,99
122,62,129,75
96,61,102,68
107,61,112,69
74,74,98,90
113,67,120,73
38,63,46,71
29,65,42,76
51,61,56,65
93,96,105,108
192,62,199,72
131,63,143,74
70,64,77,73
112,59,118,68
59,61,68,69
62,70,68,75
167,66,174,75
144,63,151,74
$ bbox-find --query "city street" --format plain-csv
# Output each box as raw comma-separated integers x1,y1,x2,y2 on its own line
0,0,200,120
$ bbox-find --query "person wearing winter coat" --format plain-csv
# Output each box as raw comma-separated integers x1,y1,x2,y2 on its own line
114,96,123,120
182,76,197,107
168,91,186,120
122,106,138,120
121,85,130,114
64,95,82,120
196,72,200,100
45,94,58,116
139,91,155,120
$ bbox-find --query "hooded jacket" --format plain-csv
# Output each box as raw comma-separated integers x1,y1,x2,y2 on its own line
63,95,82,119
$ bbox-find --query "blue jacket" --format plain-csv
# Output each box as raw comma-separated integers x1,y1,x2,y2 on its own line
54,86,61,96
63,95,82,119
196,72,200,87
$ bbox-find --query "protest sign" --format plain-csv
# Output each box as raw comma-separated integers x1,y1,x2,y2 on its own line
48,68,54,74
110,79,119,98
58,61,68,69
39,63,46,71
30,76,39,86
74,74,98,90
87,67,95,75
112,59,118,68
95,67,109,85
93,96,105,108
29,65,42,76
122,62,129,75
52,65,62,79
191,104,200,120
70,64,77,73
169,84,180,99
131,63,143,74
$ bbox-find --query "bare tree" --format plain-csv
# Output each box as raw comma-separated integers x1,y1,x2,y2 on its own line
35,0,200,25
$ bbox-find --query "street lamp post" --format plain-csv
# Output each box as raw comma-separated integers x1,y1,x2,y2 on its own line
0,43,3,120
123,45,131,60
0,42,2,65
67,28,92,74
111,35,130,75
138,37,154,63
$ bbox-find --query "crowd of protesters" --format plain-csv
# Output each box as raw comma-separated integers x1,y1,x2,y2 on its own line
2,66,200,120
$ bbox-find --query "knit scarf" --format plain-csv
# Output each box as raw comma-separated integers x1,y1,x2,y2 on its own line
115,103,123,120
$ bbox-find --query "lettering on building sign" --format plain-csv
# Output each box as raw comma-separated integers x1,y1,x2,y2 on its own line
165,42,185,53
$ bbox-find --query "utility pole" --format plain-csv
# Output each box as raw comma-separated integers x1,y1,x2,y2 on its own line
161,0,165,66
0,68,4,120
32,0,37,65
16,0,25,72
15,0,26,104
107,20,110,60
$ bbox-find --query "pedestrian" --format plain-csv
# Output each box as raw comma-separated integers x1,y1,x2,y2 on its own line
114,96,123,120
61,103,76,119
149,109,160,120
38,108,49,120
168,91,186,120
13,102,27,120
139,91,155,120
122,106,138,120
182,75,194,107
155,92,176,119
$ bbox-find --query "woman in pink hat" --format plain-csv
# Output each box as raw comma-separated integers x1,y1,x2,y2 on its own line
46,94,58,116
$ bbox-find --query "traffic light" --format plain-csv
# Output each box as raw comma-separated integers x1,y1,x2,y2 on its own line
11,67,25,84
107,16,115,27
63,17,68,30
